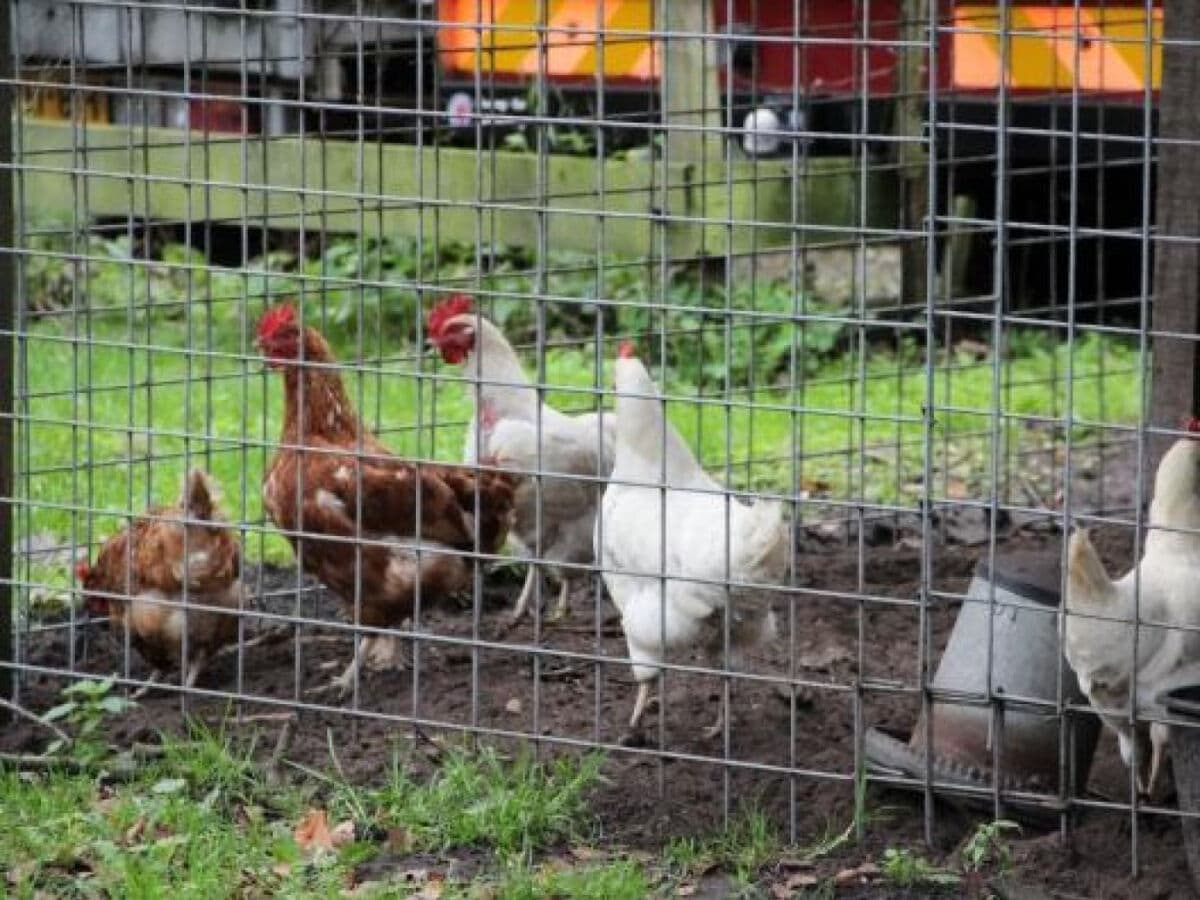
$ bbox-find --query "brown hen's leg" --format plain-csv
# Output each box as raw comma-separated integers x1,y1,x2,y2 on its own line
547,579,571,622
131,670,163,700
512,565,538,621
183,650,209,691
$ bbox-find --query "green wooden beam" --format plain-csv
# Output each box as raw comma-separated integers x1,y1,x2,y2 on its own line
19,121,895,257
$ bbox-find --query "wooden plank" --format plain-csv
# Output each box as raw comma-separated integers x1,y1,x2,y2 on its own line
1149,0,1200,477
18,121,894,257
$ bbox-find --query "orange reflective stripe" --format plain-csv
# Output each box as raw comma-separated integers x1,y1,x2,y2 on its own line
952,5,1161,93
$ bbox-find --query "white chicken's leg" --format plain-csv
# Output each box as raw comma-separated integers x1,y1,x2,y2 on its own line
512,565,539,621
1147,723,1170,799
630,681,654,730
547,578,571,622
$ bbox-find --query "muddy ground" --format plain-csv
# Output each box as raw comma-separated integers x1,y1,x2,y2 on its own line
4,437,1195,897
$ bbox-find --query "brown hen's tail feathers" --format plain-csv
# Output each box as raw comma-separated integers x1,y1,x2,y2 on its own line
182,469,219,522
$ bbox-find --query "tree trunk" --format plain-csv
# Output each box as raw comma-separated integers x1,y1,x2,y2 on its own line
1149,1,1200,476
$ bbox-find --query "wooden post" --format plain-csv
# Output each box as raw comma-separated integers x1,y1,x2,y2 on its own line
656,0,722,170
897,0,930,307
1149,1,1200,475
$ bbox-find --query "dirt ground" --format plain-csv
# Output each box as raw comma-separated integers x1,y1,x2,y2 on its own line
5,491,1196,897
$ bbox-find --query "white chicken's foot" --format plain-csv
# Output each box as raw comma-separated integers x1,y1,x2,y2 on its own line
547,579,571,623
511,565,539,621
131,670,163,700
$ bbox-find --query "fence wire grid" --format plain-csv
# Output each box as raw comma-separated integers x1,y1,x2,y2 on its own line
3,0,1200,883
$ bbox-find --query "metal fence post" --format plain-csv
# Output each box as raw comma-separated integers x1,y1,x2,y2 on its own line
0,0,14,707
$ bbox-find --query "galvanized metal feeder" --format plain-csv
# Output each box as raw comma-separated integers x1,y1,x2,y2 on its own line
866,550,1101,816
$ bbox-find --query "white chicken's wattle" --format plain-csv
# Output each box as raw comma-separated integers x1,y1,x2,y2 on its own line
597,347,791,737
1065,427,1200,797
428,297,616,623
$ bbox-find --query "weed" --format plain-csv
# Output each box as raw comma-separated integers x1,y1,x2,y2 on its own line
961,819,1021,875
41,677,136,763
880,847,961,889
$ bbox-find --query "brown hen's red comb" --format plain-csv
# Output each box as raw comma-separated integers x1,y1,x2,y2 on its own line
257,303,296,340
74,560,90,582
618,341,636,359
1187,417,1200,434
427,294,474,337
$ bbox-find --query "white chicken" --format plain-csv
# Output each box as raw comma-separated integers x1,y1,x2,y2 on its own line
598,341,790,738
427,295,616,622
1066,423,1200,797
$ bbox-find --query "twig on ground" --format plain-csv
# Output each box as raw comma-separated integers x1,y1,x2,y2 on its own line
0,696,72,749
265,715,298,788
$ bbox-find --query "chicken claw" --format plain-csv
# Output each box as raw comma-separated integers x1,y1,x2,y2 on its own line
547,579,572,622
511,566,538,622
629,682,656,729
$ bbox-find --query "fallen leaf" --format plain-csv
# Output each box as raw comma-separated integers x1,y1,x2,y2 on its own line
294,808,335,856
834,868,860,886
385,827,414,852
330,820,356,848
569,846,604,862
677,881,698,896
341,880,384,898
856,862,880,878
946,478,969,500
797,644,853,671
151,777,187,795
272,863,293,879
504,697,522,715
123,815,147,845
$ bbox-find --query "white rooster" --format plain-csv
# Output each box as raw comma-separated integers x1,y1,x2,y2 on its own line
427,295,616,622
598,341,790,737
1066,423,1200,797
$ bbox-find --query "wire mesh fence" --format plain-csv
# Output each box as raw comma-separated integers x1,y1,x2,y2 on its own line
3,0,1199,889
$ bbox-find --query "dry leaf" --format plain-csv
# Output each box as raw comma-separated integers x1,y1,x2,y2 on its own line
797,643,853,670
856,862,880,878
341,880,384,898
569,846,604,862
946,478,969,500
676,881,698,896
834,868,860,886
272,863,293,879
504,697,523,714
386,827,414,852
123,815,147,845
330,820,356,848
294,808,335,856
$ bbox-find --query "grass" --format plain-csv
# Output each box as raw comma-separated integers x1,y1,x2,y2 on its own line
0,685,617,898
19,307,1142,591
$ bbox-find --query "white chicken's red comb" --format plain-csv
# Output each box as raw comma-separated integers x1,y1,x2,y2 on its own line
427,294,474,337
618,341,636,360
257,303,296,340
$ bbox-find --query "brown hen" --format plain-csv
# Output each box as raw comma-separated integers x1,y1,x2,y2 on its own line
76,469,244,691
256,304,518,695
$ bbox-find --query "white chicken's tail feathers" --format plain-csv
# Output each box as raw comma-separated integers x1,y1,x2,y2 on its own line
1066,528,1117,610
731,497,792,581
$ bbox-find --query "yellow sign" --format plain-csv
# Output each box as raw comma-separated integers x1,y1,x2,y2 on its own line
953,5,1162,94
438,0,657,81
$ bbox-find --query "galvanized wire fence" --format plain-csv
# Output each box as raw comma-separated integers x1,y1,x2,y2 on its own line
2,0,1196,880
